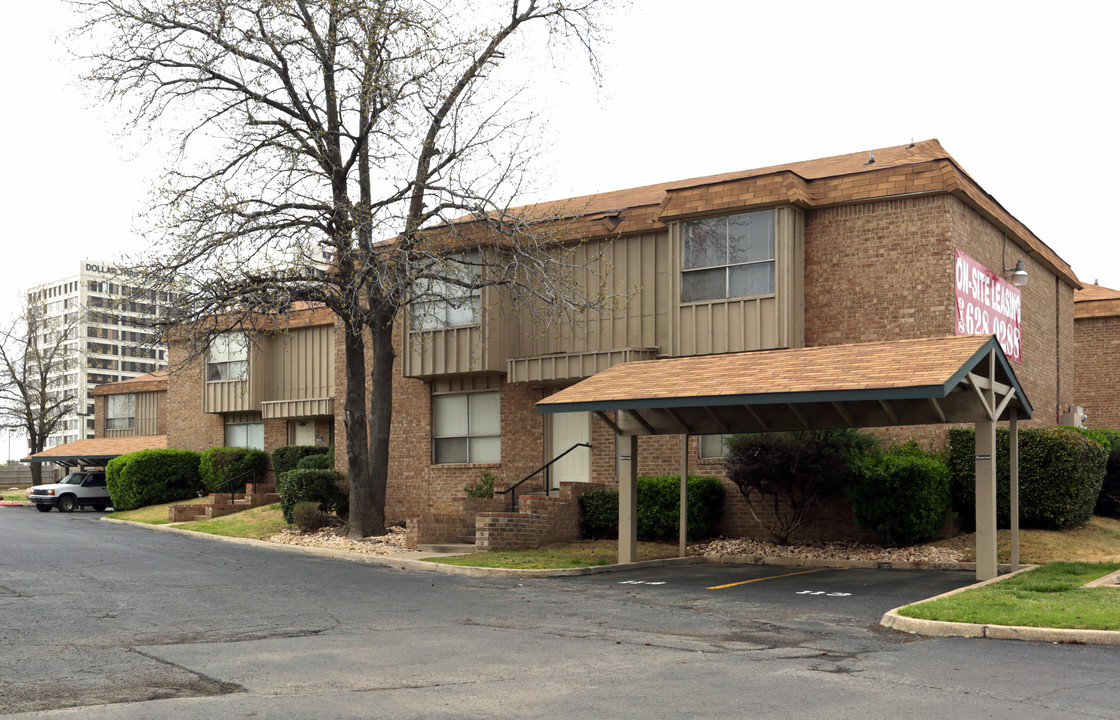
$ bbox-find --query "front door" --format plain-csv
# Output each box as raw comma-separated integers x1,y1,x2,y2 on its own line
549,411,591,488
292,421,316,446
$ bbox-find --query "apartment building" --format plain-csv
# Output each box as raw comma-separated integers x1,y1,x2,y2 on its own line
28,261,171,448
1073,283,1120,429
162,139,1080,545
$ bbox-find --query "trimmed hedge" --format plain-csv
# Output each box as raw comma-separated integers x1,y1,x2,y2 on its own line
948,426,1106,530
106,449,202,511
276,469,349,524
199,447,269,493
271,445,330,476
1096,430,1120,517
848,441,950,546
296,452,333,470
578,475,725,540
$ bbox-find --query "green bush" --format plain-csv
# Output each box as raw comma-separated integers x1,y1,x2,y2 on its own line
847,441,951,546
296,452,333,470
464,471,499,498
276,469,349,524
725,429,876,543
579,488,619,539
106,449,202,511
578,476,726,541
1096,430,1120,517
271,445,329,475
199,447,269,493
636,475,725,540
948,426,1107,530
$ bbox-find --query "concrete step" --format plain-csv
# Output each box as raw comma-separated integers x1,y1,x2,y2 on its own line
416,543,476,554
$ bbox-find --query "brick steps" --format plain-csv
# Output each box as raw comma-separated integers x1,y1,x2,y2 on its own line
168,482,279,522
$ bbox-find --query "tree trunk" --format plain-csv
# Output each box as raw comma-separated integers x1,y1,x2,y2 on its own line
342,324,375,539
363,314,394,538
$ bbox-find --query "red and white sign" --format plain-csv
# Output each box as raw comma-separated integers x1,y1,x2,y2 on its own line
954,250,1022,363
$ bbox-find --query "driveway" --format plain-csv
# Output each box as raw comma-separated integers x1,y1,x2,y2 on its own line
2,508,1117,719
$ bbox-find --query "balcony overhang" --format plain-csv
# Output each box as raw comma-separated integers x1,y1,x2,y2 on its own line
507,347,660,385
261,398,334,419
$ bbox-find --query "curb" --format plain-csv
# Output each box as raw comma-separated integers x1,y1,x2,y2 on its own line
881,567,1120,646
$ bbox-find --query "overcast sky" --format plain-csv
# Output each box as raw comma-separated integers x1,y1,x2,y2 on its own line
1,1,1117,454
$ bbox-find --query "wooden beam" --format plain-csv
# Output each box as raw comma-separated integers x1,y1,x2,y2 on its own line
787,403,810,429
621,408,656,435
831,401,854,427
966,372,995,420
593,410,623,436
703,406,731,433
927,397,947,423
992,387,1018,422
878,399,899,425
664,407,693,434
744,404,768,430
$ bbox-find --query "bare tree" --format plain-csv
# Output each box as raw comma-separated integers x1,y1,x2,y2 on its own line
0,300,82,485
72,0,617,536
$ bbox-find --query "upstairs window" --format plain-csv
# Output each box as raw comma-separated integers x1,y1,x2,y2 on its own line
106,394,137,431
208,333,248,382
410,253,481,330
682,209,775,302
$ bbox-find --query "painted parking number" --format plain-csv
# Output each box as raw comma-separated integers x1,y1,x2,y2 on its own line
619,580,666,585
796,590,851,597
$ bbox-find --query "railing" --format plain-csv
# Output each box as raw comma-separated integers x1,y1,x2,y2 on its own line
496,443,591,512
214,468,260,506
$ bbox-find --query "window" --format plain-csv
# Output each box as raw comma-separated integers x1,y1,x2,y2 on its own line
681,209,775,302
106,394,137,430
208,333,248,381
699,434,730,460
410,253,481,330
432,391,500,464
226,422,264,450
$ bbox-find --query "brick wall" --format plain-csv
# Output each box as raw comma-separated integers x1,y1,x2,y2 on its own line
166,342,225,451
1075,315,1120,429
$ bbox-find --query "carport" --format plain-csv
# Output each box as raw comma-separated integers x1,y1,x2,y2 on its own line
537,335,1029,581
22,436,168,469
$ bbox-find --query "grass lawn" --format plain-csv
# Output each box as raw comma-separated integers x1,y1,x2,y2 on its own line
2,488,29,502
107,496,209,524
424,540,683,569
899,562,1120,631
929,516,1120,564
181,503,289,540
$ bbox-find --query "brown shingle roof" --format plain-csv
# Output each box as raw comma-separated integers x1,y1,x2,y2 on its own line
1074,283,1120,319
92,371,169,396
23,435,168,463
538,335,1007,409
501,140,1078,288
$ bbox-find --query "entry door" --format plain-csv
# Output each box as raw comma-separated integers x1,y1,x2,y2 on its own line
293,421,316,446
549,412,591,488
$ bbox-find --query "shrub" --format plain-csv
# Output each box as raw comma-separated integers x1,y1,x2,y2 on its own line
271,445,329,475
636,475,725,540
578,476,726,541
276,469,348,524
725,429,876,543
847,441,951,546
292,501,335,531
579,488,619,539
464,471,499,498
106,449,202,511
199,447,269,493
296,452,333,470
1095,430,1120,517
948,426,1106,530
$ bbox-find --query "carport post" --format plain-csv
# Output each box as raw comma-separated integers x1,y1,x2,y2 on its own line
1010,409,1019,572
619,434,639,564
679,434,688,558
975,417,998,581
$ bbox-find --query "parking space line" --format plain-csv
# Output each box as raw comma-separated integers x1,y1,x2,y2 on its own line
707,567,844,590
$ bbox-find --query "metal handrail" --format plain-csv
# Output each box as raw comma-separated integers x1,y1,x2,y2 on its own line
214,468,259,506
495,443,591,512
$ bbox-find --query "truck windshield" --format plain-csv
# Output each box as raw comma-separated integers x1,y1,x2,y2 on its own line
59,475,85,485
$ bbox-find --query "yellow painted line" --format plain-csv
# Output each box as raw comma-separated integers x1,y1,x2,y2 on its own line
707,567,843,590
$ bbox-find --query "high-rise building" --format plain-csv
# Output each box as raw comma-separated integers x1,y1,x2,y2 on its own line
27,260,171,448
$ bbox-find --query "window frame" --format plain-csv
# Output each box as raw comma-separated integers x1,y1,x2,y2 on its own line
105,393,137,431
225,421,265,450
410,252,482,331
698,434,730,460
431,390,501,465
207,332,249,382
681,208,776,303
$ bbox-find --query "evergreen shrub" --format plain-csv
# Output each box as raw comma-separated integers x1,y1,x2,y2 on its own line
199,447,269,493
277,469,348,524
847,440,950,546
106,449,202,511
271,445,329,475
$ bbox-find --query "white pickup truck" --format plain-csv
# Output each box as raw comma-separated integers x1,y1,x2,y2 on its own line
28,471,112,512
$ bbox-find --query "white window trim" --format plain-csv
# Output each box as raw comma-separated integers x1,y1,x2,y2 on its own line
681,209,776,303
431,390,500,464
